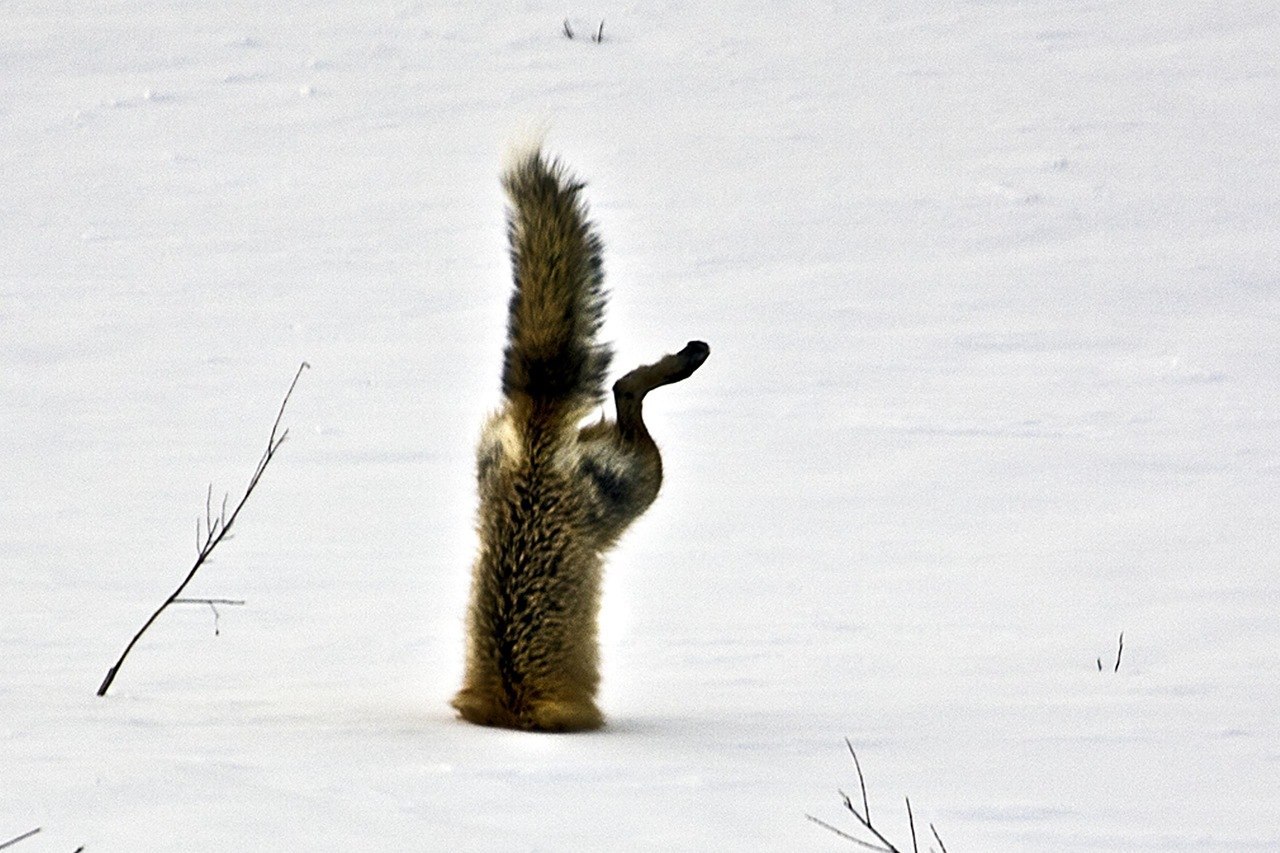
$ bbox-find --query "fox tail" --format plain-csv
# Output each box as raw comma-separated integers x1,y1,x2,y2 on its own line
499,149,613,412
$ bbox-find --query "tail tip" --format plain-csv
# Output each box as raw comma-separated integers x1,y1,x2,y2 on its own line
501,125,550,175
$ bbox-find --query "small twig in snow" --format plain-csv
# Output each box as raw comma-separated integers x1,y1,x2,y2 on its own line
96,362,308,697
173,598,246,636
848,736,871,823
809,742,946,852
1098,630,1125,673
0,828,41,850
804,815,889,852
562,18,605,43
173,598,247,606
931,823,949,853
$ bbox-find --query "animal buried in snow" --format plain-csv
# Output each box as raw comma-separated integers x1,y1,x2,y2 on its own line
451,149,709,732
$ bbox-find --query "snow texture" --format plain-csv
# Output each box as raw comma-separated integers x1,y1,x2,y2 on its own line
2,1,1278,850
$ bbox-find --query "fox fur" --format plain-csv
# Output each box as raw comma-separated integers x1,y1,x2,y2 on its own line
450,149,709,732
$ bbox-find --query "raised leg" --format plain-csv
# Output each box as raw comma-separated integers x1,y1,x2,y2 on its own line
612,341,710,441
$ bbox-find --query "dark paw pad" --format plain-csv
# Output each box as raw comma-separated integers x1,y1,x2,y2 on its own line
679,340,710,371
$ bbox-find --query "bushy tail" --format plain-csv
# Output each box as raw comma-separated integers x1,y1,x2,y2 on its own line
500,149,612,409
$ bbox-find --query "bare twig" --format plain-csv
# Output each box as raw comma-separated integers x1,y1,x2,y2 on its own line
174,597,246,636
804,815,890,852
96,362,309,697
838,750,901,853
173,598,246,606
0,828,40,850
563,18,605,43
845,802,903,853
809,743,946,853
848,736,870,823
1098,630,1124,673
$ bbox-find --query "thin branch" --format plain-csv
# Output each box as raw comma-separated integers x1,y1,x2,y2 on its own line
172,598,246,606
174,597,246,636
96,362,309,697
837,747,901,853
205,483,215,544
0,828,40,850
848,736,871,824
849,807,903,853
804,816,891,852
812,742,945,853
266,362,305,452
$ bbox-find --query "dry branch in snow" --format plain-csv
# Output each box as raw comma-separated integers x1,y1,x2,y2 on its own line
1097,631,1124,672
96,362,308,697
562,18,605,43
806,739,948,853
0,828,41,850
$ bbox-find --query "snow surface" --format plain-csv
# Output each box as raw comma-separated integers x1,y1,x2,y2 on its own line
3,1,1279,850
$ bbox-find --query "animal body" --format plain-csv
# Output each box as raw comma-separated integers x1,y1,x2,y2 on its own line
451,149,709,732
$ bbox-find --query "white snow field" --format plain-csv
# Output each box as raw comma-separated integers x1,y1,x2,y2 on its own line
3,1,1278,849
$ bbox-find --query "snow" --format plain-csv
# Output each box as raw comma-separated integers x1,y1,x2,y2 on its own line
3,1,1278,849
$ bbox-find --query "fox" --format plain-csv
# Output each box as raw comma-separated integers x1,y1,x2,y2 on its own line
450,148,709,732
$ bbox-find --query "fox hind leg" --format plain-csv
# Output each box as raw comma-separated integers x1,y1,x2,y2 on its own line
613,340,709,441
614,340,709,401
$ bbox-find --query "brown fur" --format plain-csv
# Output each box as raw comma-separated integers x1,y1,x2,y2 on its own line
451,149,709,732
